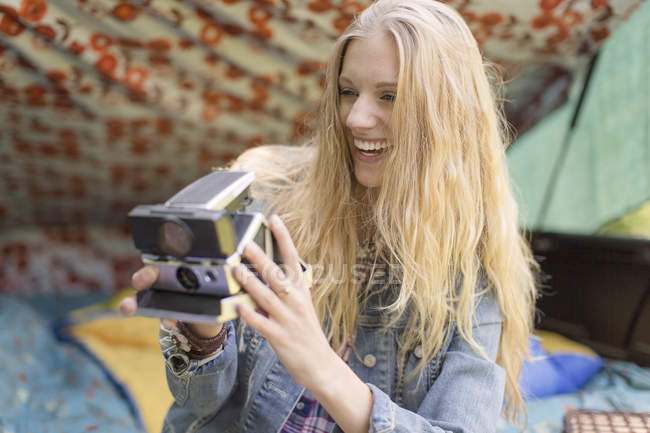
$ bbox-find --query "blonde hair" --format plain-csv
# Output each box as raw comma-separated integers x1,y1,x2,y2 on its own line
235,0,537,422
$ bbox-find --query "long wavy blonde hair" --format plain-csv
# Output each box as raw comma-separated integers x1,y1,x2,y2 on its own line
234,0,537,422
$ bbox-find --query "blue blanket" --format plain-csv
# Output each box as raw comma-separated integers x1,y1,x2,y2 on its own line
0,295,143,433
498,361,650,432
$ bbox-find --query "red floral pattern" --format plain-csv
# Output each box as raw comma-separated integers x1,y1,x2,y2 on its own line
0,0,643,293
0,225,140,294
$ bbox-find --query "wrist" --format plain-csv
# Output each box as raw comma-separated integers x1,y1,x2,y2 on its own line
309,350,350,400
309,354,373,433
186,322,223,338
176,322,227,359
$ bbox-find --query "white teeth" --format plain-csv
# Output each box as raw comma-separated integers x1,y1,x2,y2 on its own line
354,139,389,151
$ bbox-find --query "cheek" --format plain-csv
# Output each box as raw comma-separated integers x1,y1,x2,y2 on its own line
382,107,394,132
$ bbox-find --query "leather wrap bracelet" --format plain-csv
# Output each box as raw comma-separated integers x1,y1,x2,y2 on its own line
176,322,227,359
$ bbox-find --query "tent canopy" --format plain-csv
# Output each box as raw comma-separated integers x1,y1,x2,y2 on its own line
0,0,645,228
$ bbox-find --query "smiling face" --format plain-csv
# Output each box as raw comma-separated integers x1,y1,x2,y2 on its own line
338,33,399,188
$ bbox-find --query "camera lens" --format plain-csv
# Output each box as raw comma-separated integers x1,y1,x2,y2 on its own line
161,220,192,257
176,266,200,291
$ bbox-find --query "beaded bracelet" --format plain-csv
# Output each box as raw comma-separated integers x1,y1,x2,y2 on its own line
175,322,228,359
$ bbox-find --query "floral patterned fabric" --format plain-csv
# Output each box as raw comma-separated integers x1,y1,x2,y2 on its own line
0,0,644,230
0,224,140,294
0,0,645,294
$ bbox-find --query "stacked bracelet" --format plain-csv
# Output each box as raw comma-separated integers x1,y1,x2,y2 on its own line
175,322,228,359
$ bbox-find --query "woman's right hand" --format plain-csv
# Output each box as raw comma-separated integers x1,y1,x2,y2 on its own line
119,265,223,338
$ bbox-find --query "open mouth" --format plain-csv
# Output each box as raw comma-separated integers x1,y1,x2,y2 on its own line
354,139,390,157
357,148,386,156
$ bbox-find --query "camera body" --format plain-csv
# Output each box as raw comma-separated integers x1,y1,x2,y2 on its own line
128,171,278,323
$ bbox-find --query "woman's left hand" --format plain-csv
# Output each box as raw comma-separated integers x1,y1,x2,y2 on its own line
233,214,338,391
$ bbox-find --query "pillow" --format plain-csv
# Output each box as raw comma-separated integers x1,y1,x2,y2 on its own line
519,330,604,399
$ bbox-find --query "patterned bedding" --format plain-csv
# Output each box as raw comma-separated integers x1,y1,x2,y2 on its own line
0,295,143,433
1,293,648,433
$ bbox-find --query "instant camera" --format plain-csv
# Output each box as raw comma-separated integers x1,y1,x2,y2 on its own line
128,170,302,324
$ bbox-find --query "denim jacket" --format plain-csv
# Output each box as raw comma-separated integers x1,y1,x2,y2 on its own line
160,285,505,433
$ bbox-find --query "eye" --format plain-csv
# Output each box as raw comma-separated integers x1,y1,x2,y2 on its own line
381,93,396,102
339,88,358,97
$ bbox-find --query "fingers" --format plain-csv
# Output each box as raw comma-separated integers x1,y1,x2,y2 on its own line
121,265,159,318
243,241,295,293
268,215,301,276
118,294,178,331
237,300,280,336
131,266,159,291
234,263,287,315
119,296,138,316
243,215,304,292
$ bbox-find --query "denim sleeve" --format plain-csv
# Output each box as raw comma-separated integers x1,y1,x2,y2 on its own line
367,292,506,433
163,321,240,421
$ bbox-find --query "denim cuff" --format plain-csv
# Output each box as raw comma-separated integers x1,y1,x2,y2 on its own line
367,383,396,433
159,323,226,377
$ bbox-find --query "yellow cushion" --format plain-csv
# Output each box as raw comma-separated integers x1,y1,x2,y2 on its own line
65,290,173,433
535,329,599,357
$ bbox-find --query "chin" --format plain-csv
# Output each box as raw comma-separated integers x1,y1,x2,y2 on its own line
354,169,382,188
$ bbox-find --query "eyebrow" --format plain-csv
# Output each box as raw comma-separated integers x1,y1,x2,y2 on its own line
338,76,397,88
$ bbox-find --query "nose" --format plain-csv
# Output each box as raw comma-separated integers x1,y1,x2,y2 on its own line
345,96,377,130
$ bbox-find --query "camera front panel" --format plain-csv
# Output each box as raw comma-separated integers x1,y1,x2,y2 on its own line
128,206,236,260
151,261,239,296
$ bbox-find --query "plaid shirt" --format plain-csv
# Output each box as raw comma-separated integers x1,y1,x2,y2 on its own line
280,390,337,433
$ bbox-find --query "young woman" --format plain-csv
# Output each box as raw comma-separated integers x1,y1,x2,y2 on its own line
121,1,538,432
